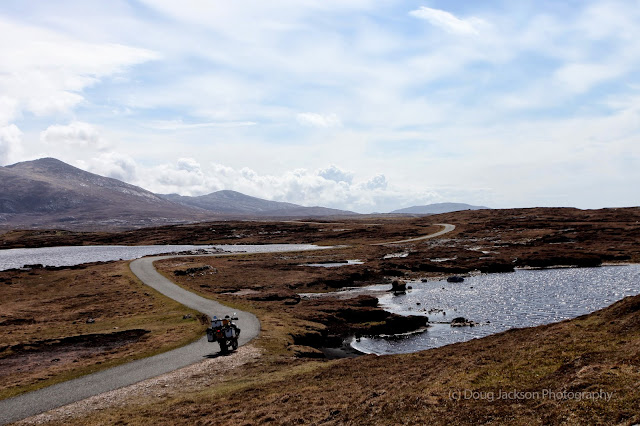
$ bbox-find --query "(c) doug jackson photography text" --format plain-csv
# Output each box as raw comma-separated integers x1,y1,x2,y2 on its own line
449,389,614,402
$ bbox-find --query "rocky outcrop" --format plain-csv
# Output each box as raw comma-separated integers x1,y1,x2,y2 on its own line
390,279,407,292
450,317,478,327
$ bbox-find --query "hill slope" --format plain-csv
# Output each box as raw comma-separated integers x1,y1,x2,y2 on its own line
0,158,357,230
161,190,357,217
391,202,489,215
0,158,209,230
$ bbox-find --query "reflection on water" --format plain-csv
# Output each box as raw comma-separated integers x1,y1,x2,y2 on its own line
302,259,364,268
350,265,640,355
0,244,328,271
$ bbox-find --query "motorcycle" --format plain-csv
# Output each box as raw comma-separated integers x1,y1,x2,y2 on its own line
207,314,240,354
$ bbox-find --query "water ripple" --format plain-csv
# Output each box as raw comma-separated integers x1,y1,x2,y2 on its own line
352,265,640,355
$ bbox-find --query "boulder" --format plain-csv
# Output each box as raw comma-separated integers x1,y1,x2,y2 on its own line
451,317,477,327
390,279,407,292
447,276,465,283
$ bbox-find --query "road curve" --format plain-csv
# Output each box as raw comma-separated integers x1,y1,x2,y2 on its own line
0,253,262,425
0,226,455,424
372,223,456,245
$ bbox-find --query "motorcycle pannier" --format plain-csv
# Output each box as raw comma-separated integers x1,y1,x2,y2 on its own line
224,328,235,338
206,328,215,342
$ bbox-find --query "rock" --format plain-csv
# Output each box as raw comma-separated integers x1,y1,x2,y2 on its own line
447,276,465,283
182,314,192,319
86,318,95,324
451,317,477,327
390,279,407,292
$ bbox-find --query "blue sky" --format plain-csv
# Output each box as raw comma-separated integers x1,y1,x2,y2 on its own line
0,0,639,212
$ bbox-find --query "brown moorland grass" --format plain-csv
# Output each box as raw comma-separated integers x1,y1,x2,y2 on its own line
5,207,640,424
51,291,640,425
0,261,207,400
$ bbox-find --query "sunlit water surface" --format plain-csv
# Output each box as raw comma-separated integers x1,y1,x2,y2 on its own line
0,244,328,271
349,265,640,355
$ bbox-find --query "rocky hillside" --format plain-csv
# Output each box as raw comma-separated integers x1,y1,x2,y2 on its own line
0,158,356,231
160,190,357,217
0,158,210,230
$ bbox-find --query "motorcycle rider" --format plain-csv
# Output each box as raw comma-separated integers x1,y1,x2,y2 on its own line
224,314,241,336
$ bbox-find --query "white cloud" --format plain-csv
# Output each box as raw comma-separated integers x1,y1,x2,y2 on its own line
0,16,158,124
40,122,110,150
114,158,443,212
145,120,258,130
360,174,388,190
297,113,342,128
409,7,487,35
318,164,354,183
78,152,138,182
554,63,626,94
0,96,19,126
0,124,23,165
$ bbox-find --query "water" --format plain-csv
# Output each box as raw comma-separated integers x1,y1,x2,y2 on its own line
0,244,328,271
349,265,640,355
302,259,364,268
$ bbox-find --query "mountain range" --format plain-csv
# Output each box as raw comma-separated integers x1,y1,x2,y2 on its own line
0,158,356,230
390,202,489,215
160,191,352,217
0,158,490,230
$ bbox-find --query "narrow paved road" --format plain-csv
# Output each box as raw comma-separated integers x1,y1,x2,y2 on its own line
0,253,261,425
0,225,455,424
372,223,456,245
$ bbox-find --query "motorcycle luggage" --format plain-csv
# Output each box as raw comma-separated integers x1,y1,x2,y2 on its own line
206,328,215,342
224,328,235,338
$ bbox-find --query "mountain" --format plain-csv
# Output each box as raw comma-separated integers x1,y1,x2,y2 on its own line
0,158,356,230
390,202,490,215
0,158,210,230
161,190,300,214
160,190,357,217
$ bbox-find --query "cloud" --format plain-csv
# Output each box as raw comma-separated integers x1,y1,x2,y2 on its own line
554,62,627,94
0,16,158,124
318,164,354,183
78,152,138,182
296,113,342,128
145,120,258,130
40,122,110,150
0,124,23,165
409,7,487,35
3,1,639,211
114,158,443,212
360,174,388,190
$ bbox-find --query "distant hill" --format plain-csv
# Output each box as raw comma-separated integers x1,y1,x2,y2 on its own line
160,190,357,217
0,158,357,230
390,202,490,215
0,158,210,230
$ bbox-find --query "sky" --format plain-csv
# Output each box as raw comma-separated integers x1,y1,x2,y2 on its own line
0,0,639,213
